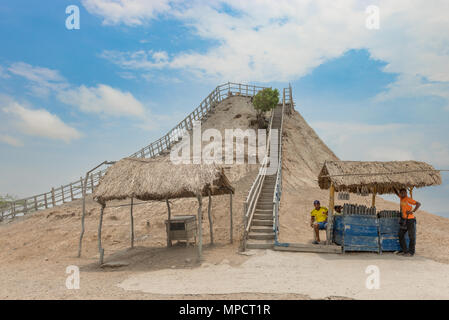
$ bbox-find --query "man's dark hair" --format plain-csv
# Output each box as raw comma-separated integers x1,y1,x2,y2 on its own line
399,188,407,193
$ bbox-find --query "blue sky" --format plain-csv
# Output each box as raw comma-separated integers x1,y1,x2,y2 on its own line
0,0,448,215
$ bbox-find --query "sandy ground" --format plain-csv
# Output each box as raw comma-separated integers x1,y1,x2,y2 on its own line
119,249,449,300
1,97,448,299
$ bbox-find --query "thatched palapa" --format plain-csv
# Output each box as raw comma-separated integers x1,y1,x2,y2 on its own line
318,160,442,194
93,157,234,205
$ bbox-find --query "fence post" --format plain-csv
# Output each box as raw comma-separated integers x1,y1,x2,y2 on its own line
24,199,28,215
90,174,94,192
11,202,15,217
61,185,65,203
44,193,48,209
34,196,38,211
51,188,55,207
70,183,74,201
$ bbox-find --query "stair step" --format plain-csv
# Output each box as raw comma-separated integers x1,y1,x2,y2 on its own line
255,209,272,213
246,239,274,249
250,226,273,233
252,219,273,226
253,214,272,220
257,203,273,207
248,232,275,240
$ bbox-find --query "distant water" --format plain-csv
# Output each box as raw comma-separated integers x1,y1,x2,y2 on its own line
434,212,449,219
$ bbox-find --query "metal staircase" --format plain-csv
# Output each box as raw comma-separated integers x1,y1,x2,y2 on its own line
243,86,291,250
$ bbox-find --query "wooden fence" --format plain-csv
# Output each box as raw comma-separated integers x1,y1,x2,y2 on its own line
0,82,268,222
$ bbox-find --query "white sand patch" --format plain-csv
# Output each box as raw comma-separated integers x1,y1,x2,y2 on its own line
118,250,449,299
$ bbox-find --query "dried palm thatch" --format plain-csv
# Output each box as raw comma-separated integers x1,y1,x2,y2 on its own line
318,160,442,194
94,157,234,205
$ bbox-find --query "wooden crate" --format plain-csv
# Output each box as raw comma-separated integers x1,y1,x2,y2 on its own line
165,215,197,245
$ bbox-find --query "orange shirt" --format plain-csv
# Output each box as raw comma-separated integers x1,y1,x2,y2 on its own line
399,196,417,219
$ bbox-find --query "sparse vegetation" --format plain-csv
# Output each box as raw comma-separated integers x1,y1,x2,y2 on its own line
252,88,279,128
0,194,15,209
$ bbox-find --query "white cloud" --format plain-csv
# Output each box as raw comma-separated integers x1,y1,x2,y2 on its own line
93,0,449,108
5,61,147,118
313,121,406,146
313,120,449,169
7,62,68,96
2,101,82,143
58,84,145,117
100,50,169,69
82,0,172,25
0,134,23,147
0,65,10,78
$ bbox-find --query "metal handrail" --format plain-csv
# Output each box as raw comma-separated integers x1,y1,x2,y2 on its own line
273,89,287,243
243,108,275,235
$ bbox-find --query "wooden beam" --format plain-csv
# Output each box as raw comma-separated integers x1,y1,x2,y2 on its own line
166,199,172,247
372,186,377,207
409,187,414,199
130,197,134,249
70,183,74,201
98,204,105,264
274,243,341,254
230,192,233,244
44,193,48,209
326,184,335,245
197,194,203,261
78,174,89,258
51,188,55,207
207,190,214,245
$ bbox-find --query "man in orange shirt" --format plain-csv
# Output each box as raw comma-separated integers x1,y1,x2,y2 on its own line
395,188,421,256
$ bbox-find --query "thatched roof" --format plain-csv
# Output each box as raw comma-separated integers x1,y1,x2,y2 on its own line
318,160,442,194
94,157,234,205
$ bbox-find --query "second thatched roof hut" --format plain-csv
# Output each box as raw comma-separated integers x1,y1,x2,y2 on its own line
318,160,442,194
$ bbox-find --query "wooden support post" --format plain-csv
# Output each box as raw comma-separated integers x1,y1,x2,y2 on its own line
207,190,214,245
61,185,65,203
78,174,89,258
24,199,28,214
230,192,233,244
409,187,414,199
372,187,377,208
166,199,172,247
98,204,105,265
11,202,15,217
197,194,203,261
44,193,48,209
34,196,38,211
51,188,55,207
130,197,134,249
90,174,94,192
70,183,74,201
326,184,335,245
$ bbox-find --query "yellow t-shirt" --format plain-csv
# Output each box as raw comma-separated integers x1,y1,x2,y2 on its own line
311,207,328,223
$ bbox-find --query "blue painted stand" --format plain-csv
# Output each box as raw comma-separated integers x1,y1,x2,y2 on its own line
341,215,380,253
333,214,410,253
379,217,409,252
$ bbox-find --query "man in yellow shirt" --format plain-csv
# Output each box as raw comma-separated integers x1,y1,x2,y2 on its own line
310,200,328,244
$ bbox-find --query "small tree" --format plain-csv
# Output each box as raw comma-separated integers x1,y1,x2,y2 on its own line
253,88,279,128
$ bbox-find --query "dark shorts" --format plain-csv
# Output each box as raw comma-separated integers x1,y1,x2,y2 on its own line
317,222,328,230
